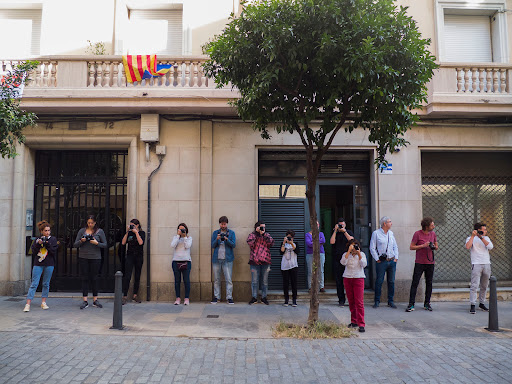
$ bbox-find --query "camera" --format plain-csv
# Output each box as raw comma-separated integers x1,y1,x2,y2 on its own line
379,254,387,261
259,226,265,232
353,244,360,251
180,228,186,234
429,242,436,250
129,224,135,230
40,236,50,246
220,233,227,240
82,234,94,242
477,230,484,236
286,236,292,241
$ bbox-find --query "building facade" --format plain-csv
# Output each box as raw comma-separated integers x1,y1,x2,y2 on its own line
1,0,511,301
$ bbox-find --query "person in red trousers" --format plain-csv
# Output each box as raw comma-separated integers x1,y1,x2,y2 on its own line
341,238,367,333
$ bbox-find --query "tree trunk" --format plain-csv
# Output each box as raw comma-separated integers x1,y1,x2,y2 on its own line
306,156,320,326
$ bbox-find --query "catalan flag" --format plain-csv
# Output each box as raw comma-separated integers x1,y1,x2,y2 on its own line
122,55,173,83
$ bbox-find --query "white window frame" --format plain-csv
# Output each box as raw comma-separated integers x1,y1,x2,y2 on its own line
435,0,509,63
0,4,42,57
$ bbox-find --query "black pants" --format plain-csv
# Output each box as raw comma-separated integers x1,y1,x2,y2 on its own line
408,263,435,306
334,261,346,304
123,254,143,296
79,258,101,297
282,267,298,303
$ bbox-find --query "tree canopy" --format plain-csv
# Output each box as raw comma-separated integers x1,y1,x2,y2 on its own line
0,61,38,159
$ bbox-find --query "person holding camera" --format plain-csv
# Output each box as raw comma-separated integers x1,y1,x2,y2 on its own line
121,219,145,305
330,218,354,306
23,220,58,312
406,217,438,312
280,230,301,307
341,239,367,333
465,223,493,314
305,221,326,292
74,215,107,309
171,223,193,305
247,221,274,305
370,216,399,309
211,216,236,304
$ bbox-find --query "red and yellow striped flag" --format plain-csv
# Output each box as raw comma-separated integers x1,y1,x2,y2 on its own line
122,55,172,83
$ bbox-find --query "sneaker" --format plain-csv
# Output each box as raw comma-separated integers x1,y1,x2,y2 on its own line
211,298,218,304
227,299,235,305
479,303,489,312
359,326,365,333
184,299,189,306
134,296,142,304
292,302,297,307
388,302,397,309
405,304,414,312
347,323,358,328
282,302,289,307
80,301,89,310
174,298,181,305
338,301,345,307
470,304,476,314
41,302,49,310
93,300,103,308
319,288,326,293
23,304,30,312
373,302,379,308
248,297,257,305
261,297,269,305
424,303,433,311
122,297,127,305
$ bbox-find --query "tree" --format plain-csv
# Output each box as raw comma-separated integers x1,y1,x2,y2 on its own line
0,61,39,158
203,0,437,324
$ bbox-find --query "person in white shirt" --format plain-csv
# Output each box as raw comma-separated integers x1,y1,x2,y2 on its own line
280,230,301,307
341,239,367,333
369,216,399,308
171,223,193,305
465,223,493,314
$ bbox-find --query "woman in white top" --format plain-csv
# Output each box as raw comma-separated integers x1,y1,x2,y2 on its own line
340,238,367,332
171,222,193,305
280,230,301,307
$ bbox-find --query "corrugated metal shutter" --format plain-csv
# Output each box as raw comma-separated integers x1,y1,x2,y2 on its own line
129,9,183,55
259,199,307,290
0,9,42,57
444,14,492,62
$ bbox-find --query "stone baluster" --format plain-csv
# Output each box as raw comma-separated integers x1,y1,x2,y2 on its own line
112,61,119,87
184,61,191,87
42,62,49,87
34,62,42,87
456,68,463,92
479,68,486,93
103,61,111,88
120,64,128,87
96,61,103,87
500,69,507,93
471,68,478,93
50,61,57,87
88,62,95,87
463,68,470,92
199,63,206,88
190,61,198,87
493,69,500,93
177,63,183,87
486,69,493,93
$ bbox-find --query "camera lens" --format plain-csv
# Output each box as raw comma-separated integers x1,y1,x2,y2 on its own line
260,226,265,231
130,224,135,229
477,230,484,235
287,236,292,241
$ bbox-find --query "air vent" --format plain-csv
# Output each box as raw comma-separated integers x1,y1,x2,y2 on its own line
320,163,343,174
69,121,87,130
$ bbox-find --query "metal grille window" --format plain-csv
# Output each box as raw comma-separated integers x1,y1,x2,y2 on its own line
422,152,512,284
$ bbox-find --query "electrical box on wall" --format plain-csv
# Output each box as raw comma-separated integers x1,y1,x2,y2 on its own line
156,145,166,155
140,114,159,142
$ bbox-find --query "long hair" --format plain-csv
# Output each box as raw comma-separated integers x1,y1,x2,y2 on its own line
130,218,142,230
85,215,99,233
177,222,189,234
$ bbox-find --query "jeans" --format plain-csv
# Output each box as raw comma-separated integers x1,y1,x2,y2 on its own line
374,259,397,303
306,253,325,289
344,277,365,327
250,264,270,299
282,267,298,303
123,254,143,296
172,261,191,299
408,263,435,306
470,264,491,305
212,259,233,300
26,266,54,300
333,261,346,303
79,258,101,297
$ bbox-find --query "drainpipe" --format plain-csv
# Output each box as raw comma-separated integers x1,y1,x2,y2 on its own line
146,151,165,301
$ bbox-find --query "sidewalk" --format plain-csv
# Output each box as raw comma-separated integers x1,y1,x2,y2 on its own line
2,296,511,340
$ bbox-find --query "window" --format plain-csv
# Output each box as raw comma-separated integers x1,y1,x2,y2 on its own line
126,8,183,55
436,0,509,63
0,8,42,57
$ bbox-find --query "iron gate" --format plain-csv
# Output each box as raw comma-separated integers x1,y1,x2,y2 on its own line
33,150,127,291
421,152,512,283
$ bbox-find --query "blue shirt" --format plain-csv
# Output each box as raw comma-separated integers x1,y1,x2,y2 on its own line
211,228,236,263
369,228,399,261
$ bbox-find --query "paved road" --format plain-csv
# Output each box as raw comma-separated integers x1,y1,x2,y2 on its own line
1,297,511,383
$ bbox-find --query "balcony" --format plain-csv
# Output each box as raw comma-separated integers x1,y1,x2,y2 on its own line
1,56,237,115
426,63,512,117
2,58,512,117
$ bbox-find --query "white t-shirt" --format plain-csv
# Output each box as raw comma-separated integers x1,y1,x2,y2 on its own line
466,236,493,264
340,251,367,278
281,243,298,271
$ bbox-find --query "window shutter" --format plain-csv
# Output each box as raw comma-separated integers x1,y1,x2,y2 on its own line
0,9,42,57
128,9,183,55
444,14,492,62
